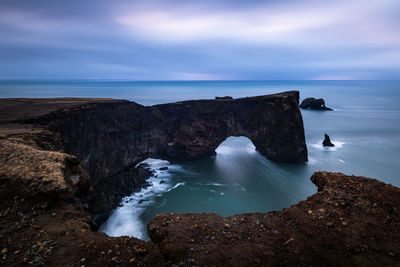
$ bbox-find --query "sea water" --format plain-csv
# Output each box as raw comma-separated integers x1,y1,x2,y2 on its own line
1,80,399,240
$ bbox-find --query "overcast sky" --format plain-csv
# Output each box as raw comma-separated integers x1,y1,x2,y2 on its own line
0,0,399,80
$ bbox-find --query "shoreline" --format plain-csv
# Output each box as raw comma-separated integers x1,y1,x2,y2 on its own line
1,139,399,265
0,95,399,265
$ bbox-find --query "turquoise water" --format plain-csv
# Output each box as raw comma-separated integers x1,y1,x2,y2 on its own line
1,80,400,240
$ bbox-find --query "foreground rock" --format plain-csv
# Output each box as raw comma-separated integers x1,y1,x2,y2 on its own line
149,172,400,266
300,97,333,110
0,138,399,266
0,138,165,266
322,133,335,147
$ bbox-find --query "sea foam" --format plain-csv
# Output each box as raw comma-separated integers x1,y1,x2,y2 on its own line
310,141,346,151
100,158,182,240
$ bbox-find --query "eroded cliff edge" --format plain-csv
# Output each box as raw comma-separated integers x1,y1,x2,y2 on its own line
0,141,399,266
21,91,307,214
1,94,399,266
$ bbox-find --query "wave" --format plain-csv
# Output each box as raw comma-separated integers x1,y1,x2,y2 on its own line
100,158,184,240
167,182,185,192
309,141,346,151
204,182,225,187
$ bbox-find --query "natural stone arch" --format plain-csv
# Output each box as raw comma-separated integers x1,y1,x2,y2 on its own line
37,91,307,182
152,91,307,166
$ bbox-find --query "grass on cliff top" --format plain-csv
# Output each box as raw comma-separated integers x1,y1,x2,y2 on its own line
0,139,73,194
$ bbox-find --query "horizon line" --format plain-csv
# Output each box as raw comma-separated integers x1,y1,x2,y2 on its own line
0,79,399,82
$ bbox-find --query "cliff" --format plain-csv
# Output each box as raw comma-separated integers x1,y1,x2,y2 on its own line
30,91,307,174
1,144,399,266
3,94,398,266
0,138,165,266
22,91,307,214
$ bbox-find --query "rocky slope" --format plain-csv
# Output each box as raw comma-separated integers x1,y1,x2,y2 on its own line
0,138,165,266
148,172,400,266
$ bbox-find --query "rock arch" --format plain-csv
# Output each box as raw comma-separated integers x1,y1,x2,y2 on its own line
38,91,307,182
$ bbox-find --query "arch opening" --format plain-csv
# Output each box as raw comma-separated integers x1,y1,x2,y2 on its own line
215,136,256,155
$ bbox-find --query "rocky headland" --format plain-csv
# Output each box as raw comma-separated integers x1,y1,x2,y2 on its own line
0,93,399,266
19,91,307,216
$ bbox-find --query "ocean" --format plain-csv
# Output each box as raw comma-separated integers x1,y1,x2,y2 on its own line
1,80,399,240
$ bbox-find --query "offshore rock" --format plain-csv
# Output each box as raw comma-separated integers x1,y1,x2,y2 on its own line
300,97,333,110
322,133,335,147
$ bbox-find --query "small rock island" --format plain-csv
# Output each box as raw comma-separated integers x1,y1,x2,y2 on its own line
300,97,333,110
322,133,335,147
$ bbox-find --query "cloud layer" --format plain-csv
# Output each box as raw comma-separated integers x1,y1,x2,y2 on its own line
0,0,399,80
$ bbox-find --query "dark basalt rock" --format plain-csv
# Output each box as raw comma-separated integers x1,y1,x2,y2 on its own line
27,91,308,214
90,165,153,216
300,97,333,110
322,133,335,147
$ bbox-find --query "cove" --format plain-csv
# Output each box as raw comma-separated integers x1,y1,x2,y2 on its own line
100,136,315,240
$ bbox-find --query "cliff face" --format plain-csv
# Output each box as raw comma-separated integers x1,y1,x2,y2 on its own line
1,146,399,267
26,91,307,214
33,91,307,181
1,97,399,265
0,138,165,266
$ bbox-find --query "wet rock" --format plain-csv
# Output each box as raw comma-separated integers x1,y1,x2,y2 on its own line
159,167,168,171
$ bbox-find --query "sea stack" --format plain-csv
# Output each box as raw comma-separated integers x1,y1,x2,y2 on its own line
300,97,333,110
322,134,335,147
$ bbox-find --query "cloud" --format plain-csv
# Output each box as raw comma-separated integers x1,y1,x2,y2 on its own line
115,0,400,47
0,0,399,79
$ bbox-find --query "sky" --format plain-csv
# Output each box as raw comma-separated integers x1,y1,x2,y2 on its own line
0,0,399,80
